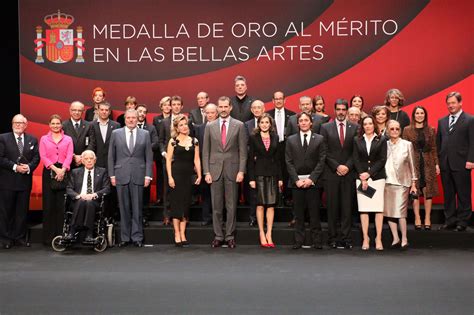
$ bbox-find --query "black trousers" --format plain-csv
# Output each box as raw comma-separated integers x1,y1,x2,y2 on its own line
71,199,99,233
292,186,322,245
0,189,30,242
441,169,472,227
325,176,354,243
42,167,65,245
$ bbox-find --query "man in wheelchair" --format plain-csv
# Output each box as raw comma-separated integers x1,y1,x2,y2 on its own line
65,150,110,243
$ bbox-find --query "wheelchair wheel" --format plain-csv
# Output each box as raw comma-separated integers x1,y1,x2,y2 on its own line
94,236,107,253
51,235,67,252
107,223,115,247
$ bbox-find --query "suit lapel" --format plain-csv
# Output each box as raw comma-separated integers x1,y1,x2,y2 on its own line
78,169,85,190
223,118,235,150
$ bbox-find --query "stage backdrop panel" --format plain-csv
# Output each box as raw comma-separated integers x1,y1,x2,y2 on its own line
19,0,473,209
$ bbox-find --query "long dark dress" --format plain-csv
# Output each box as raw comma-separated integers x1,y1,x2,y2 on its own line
169,137,197,219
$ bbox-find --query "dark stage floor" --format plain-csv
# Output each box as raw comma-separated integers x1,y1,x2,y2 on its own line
1,246,473,314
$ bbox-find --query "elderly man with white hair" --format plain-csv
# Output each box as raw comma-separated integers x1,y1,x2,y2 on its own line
65,150,110,242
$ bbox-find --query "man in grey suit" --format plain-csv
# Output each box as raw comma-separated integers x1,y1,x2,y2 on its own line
108,109,153,247
203,96,247,248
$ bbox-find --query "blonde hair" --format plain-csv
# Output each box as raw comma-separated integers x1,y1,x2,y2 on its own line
171,114,188,138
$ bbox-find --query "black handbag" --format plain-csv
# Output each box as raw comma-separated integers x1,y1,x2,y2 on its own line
50,163,68,191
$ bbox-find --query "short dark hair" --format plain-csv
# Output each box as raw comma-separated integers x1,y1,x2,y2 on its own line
253,113,275,135
359,116,378,138
296,111,313,123
334,98,349,110
446,91,462,103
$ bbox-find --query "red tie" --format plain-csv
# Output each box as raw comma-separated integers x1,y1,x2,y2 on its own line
339,122,345,146
221,120,227,147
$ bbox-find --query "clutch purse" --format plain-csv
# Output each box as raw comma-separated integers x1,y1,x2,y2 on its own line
357,183,376,198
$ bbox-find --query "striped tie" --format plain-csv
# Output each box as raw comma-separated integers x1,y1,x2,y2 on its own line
448,115,455,132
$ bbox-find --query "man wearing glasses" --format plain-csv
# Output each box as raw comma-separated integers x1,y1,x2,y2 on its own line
0,115,40,249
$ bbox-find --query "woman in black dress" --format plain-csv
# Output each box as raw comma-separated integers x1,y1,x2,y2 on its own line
248,113,283,247
166,114,201,247
312,95,331,123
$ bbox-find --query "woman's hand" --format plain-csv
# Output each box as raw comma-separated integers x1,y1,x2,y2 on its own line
410,183,417,195
278,180,283,191
249,181,256,189
435,164,440,176
361,180,368,191
359,172,370,181
194,176,201,185
168,177,175,189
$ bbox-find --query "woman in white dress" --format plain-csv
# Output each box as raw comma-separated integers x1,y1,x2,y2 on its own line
384,120,417,249
353,116,387,251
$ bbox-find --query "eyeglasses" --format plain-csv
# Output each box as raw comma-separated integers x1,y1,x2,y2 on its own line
12,122,26,125
389,127,400,131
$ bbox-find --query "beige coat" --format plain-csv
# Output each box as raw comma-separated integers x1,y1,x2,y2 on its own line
385,138,417,187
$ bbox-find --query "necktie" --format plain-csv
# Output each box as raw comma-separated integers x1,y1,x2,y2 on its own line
201,109,206,123
449,115,455,132
17,136,24,154
303,133,308,151
74,122,80,133
339,123,345,146
221,120,227,147
129,129,134,152
276,110,283,142
87,170,92,194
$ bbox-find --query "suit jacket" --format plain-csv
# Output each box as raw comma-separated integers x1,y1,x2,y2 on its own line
386,139,417,187
0,132,40,191
267,108,296,139
230,95,254,122
353,135,387,181
436,111,474,171
140,122,159,154
285,114,324,137
108,127,153,185
202,117,247,181
244,118,257,138
320,120,359,180
62,119,96,155
247,133,282,181
91,120,121,168
189,107,205,126
285,132,326,188
66,166,111,199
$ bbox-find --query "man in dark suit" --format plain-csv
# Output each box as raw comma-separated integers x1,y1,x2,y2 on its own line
90,102,120,220
285,96,324,137
108,109,153,247
152,96,171,206
136,104,159,225
267,91,296,210
437,91,474,231
230,75,254,122
203,96,247,248
0,114,40,249
189,91,209,126
285,112,326,249
194,103,218,226
65,150,110,242
320,99,359,249
63,101,96,169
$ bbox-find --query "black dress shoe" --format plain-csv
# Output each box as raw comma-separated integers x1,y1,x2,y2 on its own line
201,220,212,226
328,242,337,249
455,225,467,232
227,239,236,249
15,239,31,247
288,219,296,227
211,239,223,248
312,244,323,250
401,243,409,250
143,218,149,227
292,243,303,250
336,241,346,249
134,241,143,247
3,242,12,249
344,242,353,250
181,240,190,248
249,219,257,227
118,241,129,248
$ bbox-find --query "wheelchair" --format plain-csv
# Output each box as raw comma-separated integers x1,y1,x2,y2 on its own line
51,194,114,252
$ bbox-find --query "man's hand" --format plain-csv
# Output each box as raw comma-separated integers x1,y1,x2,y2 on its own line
296,180,305,188
249,181,256,189
110,177,116,187
16,164,29,174
466,162,474,170
236,172,244,183
205,174,212,184
144,178,151,188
